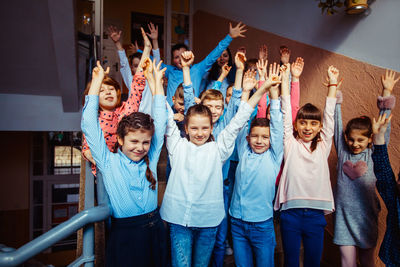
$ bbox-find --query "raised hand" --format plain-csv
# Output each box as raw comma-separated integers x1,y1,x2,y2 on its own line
128,41,139,54
373,113,392,145
180,51,195,68
258,44,268,61
147,22,158,40
280,47,291,64
221,64,232,77
281,62,291,79
143,58,155,95
381,69,399,93
291,57,304,79
237,46,247,55
154,60,166,82
229,22,247,38
265,62,282,89
323,77,343,90
242,70,257,93
141,27,152,50
235,51,247,70
327,65,339,84
107,26,122,43
92,60,110,81
256,58,268,81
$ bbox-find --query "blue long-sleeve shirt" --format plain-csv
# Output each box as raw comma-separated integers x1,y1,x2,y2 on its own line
163,35,233,106
229,99,284,222
81,94,167,218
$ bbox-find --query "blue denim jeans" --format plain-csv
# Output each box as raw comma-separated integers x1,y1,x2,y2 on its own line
230,217,276,267
169,223,218,267
280,208,327,267
211,160,238,267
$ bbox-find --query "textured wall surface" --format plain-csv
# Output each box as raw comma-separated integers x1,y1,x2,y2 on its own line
193,10,399,266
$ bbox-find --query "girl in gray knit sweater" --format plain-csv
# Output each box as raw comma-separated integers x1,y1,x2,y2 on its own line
333,70,398,267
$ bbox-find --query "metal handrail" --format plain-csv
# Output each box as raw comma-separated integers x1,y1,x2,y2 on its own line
0,162,111,267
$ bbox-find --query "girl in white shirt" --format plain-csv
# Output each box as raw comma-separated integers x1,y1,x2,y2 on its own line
160,58,282,267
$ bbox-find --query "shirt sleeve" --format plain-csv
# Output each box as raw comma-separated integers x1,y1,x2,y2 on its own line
372,144,398,214
281,95,295,148
152,49,161,65
269,99,284,165
220,87,242,128
166,103,183,156
183,83,196,114
217,101,254,164
81,95,110,172
321,97,336,156
290,81,300,123
148,95,168,168
211,81,222,90
118,50,134,93
193,35,233,79
116,71,146,120
334,102,346,158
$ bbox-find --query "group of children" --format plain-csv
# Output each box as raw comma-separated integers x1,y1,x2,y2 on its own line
80,21,400,267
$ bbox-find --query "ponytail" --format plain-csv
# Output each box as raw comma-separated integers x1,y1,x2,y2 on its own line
144,155,156,190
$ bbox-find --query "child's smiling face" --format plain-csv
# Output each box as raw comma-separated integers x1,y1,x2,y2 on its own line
295,119,322,142
99,84,118,111
185,114,213,146
345,129,372,154
247,126,271,154
117,129,153,161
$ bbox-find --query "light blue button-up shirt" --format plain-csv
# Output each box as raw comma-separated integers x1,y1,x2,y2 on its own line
81,94,167,218
229,99,284,222
162,35,233,107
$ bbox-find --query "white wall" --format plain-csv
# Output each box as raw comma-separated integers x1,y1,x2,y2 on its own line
195,0,400,72
0,94,81,131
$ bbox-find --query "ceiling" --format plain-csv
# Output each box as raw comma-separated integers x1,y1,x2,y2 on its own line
0,0,80,112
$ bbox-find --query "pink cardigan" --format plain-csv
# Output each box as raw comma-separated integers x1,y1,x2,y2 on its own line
274,95,336,214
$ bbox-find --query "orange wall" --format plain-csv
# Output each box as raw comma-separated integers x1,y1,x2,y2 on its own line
193,10,399,267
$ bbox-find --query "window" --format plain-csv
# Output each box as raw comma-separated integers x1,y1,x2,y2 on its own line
31,132,81,252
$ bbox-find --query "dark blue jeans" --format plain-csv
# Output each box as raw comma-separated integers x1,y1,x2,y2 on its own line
169,223,218,267
211,160,238,267
280,208,327,267
230,217,276,267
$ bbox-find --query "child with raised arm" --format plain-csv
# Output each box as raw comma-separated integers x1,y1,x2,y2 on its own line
163,22,246,107
274,65,339,267
160,59,281,267
371,113,400,267
81,27,150,172
81,59,168,267
229,63,284,267
108,23,159,114
333,70,398,267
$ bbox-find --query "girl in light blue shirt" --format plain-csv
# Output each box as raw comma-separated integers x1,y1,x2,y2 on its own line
81,60,168,267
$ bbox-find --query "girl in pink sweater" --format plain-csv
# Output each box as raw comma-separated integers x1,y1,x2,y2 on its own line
274,65,339,267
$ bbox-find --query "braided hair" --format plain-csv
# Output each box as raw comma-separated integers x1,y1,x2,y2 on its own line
116,112,157,190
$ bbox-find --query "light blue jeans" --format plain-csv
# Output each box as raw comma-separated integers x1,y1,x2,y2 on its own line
169,223,218,267
230,217,276,267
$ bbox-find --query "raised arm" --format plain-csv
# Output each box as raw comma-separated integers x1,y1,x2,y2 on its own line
379,69,398,144
233,52,246,100
371,114,397,209
321,66,339,152
195,22,246,77
108,26,133,90
212,64,232,91
290,57,303,122
181,51,196,114
268,88,284,165
256,58,268,118
81,62,111,171
147,59,168,163
280,62,294,141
